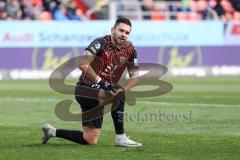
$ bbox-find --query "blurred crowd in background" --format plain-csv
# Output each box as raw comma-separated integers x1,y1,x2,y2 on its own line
0,0,239,21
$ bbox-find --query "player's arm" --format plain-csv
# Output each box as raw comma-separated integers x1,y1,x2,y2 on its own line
79,37,115,93
124,48,139,92
124,68,139,92
79,50,101,83
79,37,106,83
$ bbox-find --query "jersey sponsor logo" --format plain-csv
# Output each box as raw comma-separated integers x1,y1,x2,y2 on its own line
104,52,110,57
120,56,127,64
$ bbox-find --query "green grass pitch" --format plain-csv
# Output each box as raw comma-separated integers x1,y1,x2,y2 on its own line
0,77,240,160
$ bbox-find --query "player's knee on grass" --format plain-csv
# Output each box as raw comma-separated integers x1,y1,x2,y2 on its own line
83,126,101,145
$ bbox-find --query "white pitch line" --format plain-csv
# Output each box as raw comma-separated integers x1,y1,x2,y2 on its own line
0,97,239,108
137,101,240,108
160,95,240,99
0,97,61,102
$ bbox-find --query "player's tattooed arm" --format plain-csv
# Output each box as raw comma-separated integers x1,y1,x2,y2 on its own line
123,47,139,92
123,68,139,92
79,50,101,83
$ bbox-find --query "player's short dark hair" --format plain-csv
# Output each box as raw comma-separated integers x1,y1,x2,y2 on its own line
114,17,132,28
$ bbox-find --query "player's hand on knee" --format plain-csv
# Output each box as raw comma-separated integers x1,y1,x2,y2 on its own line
109,85,125,97
98,80,116,92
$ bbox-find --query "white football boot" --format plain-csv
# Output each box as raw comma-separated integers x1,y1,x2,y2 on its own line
41,124,56,144
115,134,142,147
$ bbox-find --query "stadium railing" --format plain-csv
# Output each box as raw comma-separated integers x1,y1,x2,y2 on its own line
86,0,219,20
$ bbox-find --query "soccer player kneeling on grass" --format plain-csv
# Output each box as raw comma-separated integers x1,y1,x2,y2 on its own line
41,17,142,147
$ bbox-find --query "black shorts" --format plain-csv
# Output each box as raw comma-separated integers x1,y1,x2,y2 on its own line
75,81,103,128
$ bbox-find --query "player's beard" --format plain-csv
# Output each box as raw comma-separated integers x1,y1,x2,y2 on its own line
113,34,126,46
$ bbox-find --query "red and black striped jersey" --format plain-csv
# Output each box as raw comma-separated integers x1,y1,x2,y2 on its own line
80,35,139,84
